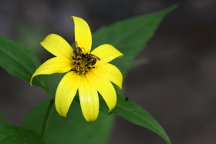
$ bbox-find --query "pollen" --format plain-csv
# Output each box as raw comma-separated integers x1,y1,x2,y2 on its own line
72,47,99,74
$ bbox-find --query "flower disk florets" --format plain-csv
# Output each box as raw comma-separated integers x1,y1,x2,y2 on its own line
72,44,100,75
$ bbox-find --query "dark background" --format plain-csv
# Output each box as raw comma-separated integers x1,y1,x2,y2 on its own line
1,0,216,144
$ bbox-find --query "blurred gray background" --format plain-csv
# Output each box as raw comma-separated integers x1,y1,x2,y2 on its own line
1,0,216,144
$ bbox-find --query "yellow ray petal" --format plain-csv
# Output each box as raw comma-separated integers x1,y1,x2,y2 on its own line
94,63,123,89
86,70,117,111
41,34,73,59
79,75,99,121
91,44,123,66
55,71,79,116
71,16,92,53
30,57,72,84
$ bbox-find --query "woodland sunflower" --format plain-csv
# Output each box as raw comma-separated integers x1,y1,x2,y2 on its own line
31,16,123,121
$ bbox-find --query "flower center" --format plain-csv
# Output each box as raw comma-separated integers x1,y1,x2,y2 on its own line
72,46,100,75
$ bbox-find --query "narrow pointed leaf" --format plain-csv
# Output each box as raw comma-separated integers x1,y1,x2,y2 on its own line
93,5,177,76
92,5,177,144
113,96,171,144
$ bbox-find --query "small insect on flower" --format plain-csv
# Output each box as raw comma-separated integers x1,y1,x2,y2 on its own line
74,41,82,56
30,16,123,121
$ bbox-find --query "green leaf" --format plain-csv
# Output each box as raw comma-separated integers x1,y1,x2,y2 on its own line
22,100,113,144
99,95,171,144
93,5,177,76
91,5,177,144
0,36,47,88
113,96,171,144
0,123,43,144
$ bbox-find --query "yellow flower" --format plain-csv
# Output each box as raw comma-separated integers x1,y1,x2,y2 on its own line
31,16,123,121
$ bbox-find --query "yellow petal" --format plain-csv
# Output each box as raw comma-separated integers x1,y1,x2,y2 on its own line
30,57,72,84
79,75,99,121
86,70,117,111
41,34,73,59
55,71,79,116
94,63,123,89
71,16,92,53
91,44,123,66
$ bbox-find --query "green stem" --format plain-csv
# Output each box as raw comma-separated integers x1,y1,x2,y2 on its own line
41,99,54,140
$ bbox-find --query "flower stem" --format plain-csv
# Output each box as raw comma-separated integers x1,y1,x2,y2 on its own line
41,99,54,140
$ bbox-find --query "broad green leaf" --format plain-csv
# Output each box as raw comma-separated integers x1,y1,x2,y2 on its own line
22,99,113,144
113,96,171,144
91,5,177,144
0,36,47,89
99,95,171,144
0,122,43,144
93,5,177,76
